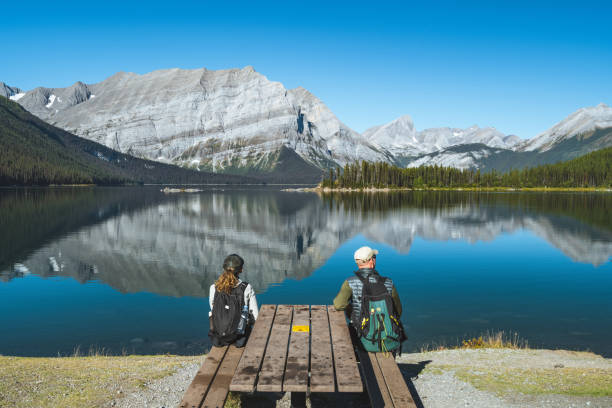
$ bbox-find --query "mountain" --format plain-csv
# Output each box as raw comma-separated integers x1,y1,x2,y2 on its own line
517,103,612,152
8,66,611,175
406,143,507,169
0,96,258,185
0,82,24,100
405,104,612,170
12,67,390,178
364,114,520,166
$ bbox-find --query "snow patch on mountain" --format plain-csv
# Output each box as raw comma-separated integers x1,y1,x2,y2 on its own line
9,93,25,101
45,94,57,108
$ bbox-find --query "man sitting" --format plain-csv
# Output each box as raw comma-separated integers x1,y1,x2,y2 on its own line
333,246,404,354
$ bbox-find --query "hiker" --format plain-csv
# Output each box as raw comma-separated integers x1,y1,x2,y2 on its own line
333,246,405,354
209,254,258,348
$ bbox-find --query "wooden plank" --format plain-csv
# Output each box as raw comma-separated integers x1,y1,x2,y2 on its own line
309,305,335,392
327,307,363,393
201,345,244,408
229,304,276,392
356,350,393,408
283,305,310,392
179,346,228,408
376,353,417,407
256,305,293,392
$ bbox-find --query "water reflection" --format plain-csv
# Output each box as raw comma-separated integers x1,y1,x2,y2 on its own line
1,188,610,296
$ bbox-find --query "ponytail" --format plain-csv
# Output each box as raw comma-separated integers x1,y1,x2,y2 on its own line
215,267,240,294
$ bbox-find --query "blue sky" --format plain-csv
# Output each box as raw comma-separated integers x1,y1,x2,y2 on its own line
2,1,611,138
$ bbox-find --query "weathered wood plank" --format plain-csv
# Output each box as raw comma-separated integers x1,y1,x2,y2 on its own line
309,305,335,393
328,307,363,393
376,353,416,407
229,304,276,392
256,305,293,392
201,345,244,408
179,346,228,408
283,305,310,392
357,350,393,408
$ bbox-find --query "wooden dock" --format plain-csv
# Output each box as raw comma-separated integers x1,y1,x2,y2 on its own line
230,304,362,393
180,304,416,408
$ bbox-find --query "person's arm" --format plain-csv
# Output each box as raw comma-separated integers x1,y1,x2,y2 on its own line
209,284,215,317
391,286,402,317
209,284,215,333
333,280,352,310
245,284,259,320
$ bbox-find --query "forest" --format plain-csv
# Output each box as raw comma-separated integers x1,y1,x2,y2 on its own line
321,147,612,189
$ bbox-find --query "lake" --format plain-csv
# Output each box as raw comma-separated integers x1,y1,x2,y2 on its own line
1,187,611,357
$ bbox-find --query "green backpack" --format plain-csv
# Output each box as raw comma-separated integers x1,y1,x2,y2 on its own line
356,273,404,353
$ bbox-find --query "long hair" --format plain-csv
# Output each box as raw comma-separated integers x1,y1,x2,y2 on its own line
215,267,240,294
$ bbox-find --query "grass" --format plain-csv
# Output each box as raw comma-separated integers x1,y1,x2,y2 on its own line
455,367,612,397
0,354,201,408
224,392,242,408
412,332,612,398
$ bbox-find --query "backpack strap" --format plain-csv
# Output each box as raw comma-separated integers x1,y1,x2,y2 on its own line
233,281,248,306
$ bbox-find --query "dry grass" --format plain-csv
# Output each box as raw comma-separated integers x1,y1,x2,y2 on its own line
420,330,529,352
0,354,201,408
460,331,528,350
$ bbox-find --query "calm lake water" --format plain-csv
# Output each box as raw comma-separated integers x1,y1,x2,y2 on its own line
1,187,611,357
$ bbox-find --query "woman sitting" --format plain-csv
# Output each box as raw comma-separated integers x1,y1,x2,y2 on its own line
208,254,258,348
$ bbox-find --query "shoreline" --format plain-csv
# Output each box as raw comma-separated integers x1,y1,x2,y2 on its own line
2,348,610,408
284,186,612,193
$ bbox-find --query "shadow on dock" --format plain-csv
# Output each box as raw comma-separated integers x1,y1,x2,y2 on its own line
397,360,431,408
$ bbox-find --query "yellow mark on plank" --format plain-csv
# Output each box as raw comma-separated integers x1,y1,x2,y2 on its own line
292,325,310,332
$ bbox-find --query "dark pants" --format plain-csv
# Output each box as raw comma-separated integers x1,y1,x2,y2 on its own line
209,325,251,348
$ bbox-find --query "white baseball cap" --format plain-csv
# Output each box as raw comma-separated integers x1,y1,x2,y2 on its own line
354,246,379,262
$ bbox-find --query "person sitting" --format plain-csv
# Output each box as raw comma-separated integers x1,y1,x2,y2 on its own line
209,254,258,348
333,246,405,354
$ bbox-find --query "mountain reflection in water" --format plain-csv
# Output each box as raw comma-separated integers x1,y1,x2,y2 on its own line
1,187,611,357
1,188,610,296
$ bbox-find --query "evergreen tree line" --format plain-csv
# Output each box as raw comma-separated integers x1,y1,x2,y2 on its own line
322,147,612,188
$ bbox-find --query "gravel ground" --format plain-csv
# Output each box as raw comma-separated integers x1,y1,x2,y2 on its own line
112,349,612,408
110,360,202,408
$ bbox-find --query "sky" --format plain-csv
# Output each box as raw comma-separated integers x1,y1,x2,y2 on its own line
2,1,611,138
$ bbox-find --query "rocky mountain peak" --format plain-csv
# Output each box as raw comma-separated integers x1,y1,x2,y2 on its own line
518,103,612,152
365,115,417,151
0,82,23,99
